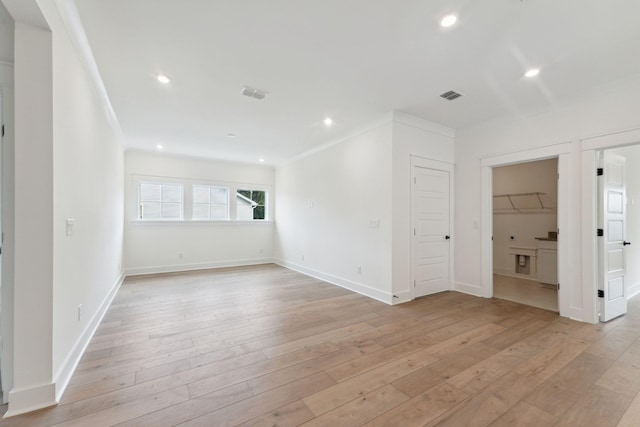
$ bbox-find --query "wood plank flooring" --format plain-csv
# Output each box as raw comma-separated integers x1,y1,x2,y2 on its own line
1,263,640,426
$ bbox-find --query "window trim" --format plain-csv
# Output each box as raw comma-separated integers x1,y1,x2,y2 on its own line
131,174,273,224
192,184,230,221
138,181,184,221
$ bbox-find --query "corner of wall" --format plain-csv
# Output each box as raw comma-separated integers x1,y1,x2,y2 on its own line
4,383,56,418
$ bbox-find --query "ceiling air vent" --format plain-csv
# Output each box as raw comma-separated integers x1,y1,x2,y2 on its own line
440,90,462,101
241,86,268,100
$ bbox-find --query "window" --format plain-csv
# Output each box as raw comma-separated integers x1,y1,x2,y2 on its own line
237,189,267,220
139,182,183,220
193,185,229,220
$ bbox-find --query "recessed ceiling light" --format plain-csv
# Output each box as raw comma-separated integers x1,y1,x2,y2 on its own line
156,144,163,150
440,14,457,28
157,75,170,84
227,133,236,138
324,117,333,126
525,68,540,78
259,158,265,163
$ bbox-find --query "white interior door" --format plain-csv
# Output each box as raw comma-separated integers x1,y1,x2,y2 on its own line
599,152,628,322
412,165,451,297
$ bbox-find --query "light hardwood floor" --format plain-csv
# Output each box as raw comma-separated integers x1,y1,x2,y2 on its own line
1,263,640,426
493,274,559,313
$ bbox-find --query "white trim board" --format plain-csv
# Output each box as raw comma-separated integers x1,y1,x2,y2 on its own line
53,273,124,403
274,258,395,305
125,258,274,277
481,144,575,319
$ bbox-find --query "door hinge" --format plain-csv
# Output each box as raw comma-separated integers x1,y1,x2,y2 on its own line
414,177,416,184
597,168,603,176
598,290,604,298
1,124,4,137
557,283,560,290
413,280,416,288
597,228,604,237
413,228,416,236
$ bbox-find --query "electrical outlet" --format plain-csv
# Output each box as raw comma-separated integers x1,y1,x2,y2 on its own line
260,248,264,254
357,266,362,274
301,254,305,261
77,304,82,321
178,253,183,259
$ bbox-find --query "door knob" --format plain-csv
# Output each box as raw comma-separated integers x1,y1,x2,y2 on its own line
623,241,631,246
445,235,450,240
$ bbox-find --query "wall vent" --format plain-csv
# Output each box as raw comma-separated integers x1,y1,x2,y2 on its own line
241,86,268,100
440,90,462,101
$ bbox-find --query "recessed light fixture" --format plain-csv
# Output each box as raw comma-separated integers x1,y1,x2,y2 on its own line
259,158,265,163
156,144,163,150
227,133,236,138
157,75,171,84
241,86,268,100
525,68,540,78
324,117,333,126
440,14,457,28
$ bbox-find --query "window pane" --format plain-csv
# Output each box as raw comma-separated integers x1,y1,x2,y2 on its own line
238,189,251,199
253,206,265,220
141,202,161,219
192,204,210,220
193,186,210,204
210,205,227,220
211,187,228,204
162,185,182,203
251,191,265,204
162,202,182,219
140,184,161,202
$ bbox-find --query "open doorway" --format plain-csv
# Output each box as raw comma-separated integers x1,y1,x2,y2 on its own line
492,158,559,312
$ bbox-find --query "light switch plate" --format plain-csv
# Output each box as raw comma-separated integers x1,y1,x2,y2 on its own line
66,219,75,236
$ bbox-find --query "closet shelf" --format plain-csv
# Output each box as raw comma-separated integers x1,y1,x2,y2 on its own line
493,192,556,214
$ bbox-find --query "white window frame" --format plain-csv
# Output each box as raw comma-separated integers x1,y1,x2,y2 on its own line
138,181,184,221
192,184,230,221
235,188,269,221
131,175,273,224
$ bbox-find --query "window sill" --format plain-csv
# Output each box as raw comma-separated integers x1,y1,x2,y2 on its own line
129,220,274,226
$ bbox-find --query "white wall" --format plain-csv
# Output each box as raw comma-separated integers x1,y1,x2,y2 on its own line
10,19,56,415
0,0,15,404
48,0,125,402
124,151,274,275
455,74,640,322
492,159,558,275
275,113,454,304
0,1,13,63
275,120,394,303
391,113,455,300
4,0,126,416
610,145,640,299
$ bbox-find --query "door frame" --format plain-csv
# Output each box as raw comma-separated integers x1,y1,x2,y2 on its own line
0,60,13,404
582,127,640,323
480,143,572,318
410,156,454,299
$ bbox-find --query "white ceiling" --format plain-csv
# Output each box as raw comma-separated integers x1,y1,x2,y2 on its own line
74,0,640,165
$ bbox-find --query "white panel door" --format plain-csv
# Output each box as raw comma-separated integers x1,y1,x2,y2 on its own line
599,152,627,322
412,166,450,297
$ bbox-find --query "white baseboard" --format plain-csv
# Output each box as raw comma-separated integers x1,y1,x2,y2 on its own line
454,281,484,297
4,382,56,418
53,272,125,403
125,258,274,276
391,290,413,305
274,258,394,305
628,283,640,300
